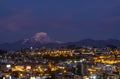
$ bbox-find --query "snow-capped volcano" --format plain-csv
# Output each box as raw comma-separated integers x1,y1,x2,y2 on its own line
23,32,61,44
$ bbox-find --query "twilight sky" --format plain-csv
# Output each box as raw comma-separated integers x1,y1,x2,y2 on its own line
0,0,120,43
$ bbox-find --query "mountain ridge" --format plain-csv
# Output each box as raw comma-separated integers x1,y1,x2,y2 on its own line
0,32,120,50
0,39,120,50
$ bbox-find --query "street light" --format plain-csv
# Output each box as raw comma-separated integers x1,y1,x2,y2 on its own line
89,74,97,79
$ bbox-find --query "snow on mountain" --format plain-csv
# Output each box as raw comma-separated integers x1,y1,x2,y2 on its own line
22,32,61,44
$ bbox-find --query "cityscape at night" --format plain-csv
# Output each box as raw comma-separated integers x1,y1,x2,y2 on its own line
0,0,120,79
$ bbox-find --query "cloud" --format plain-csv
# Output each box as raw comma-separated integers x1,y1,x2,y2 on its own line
101,16,120,23
0,9,35,31
33,32,48,39
99,16,120,28
0,10,73,31
32,32,53,43
0,0,120,32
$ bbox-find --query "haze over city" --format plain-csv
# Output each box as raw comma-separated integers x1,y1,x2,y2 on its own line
0,0,120,43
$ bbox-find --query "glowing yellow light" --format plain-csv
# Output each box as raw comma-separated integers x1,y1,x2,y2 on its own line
26,66,31,70
6,74,10,78
20,73,23,77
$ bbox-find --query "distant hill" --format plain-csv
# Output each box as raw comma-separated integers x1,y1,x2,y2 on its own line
0,39,120,50
64,39,120,47
0,32,62,50
0,32,120,50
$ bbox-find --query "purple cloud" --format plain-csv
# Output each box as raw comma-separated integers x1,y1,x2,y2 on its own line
0,10,73,31
0,9,34,31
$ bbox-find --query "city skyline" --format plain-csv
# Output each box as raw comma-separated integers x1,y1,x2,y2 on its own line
0,0,120,43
